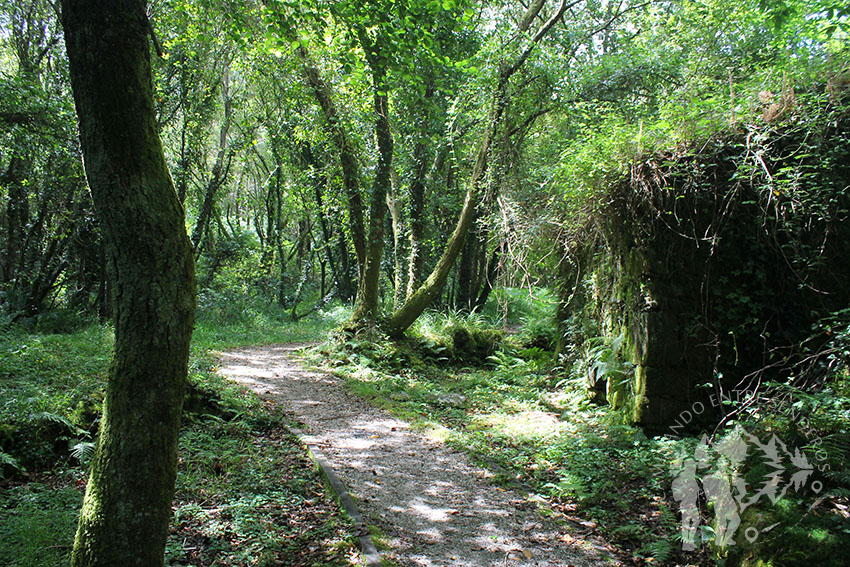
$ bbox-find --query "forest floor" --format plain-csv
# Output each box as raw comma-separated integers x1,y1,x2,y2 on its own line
219,343,620,567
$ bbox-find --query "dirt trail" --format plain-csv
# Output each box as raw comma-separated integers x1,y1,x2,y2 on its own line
219,344,618,567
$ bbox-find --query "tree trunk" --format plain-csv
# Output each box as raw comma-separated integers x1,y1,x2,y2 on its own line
284,25,367,274
349,36,393,327
472,242,503,312
191,66,232,255
62,3,196,566
385,0,567,336
2,154,28,291
405,85,434,299
455,213,482,312
386,170,404,308
313,171,343,298
336,227,355,302
385,131,489,334
277,236,287,306
350,91,392,323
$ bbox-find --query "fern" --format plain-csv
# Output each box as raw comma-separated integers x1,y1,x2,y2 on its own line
0,450,21,471
70,441,96,464
28,411,86,436
639,538,673,563
611,522,648,540
810,433,850,462
658,502,679,531
826,467,850,488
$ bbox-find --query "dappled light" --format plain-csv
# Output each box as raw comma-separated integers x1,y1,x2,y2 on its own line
471,411,563,440
221,345,616,566
2,0,849,565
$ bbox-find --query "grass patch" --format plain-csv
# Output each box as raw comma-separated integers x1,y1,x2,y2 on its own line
168,414,358,567
0,483,82,566
0,324,111,474
193,293,350,349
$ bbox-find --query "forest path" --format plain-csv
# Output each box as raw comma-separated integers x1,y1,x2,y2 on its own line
219,344,618,567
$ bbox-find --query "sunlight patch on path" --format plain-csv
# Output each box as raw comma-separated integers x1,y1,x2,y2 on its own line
219,345,618,567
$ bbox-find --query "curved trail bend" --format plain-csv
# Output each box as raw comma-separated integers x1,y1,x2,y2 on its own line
219,344,618,567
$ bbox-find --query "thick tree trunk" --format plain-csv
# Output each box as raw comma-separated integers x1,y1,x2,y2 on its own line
405,193,425,300
62,3,196,566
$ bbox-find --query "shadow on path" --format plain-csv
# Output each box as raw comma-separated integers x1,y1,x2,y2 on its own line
219,344,618,567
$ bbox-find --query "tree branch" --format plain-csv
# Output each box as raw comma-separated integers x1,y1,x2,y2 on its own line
504,0,571,80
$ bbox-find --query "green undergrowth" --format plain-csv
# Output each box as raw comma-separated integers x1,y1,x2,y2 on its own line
312,292,850,566
310,294,695,564
194,290,350,349
0,296,357,566
167,412,358,567
717,378,850,567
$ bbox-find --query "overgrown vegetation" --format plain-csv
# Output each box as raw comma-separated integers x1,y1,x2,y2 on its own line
2,0,850,565
311,288,850,566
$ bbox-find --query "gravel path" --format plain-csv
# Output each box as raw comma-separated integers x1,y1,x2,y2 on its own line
219,344,618,567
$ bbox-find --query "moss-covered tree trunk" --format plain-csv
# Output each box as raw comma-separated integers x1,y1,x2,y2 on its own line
61,2,196,566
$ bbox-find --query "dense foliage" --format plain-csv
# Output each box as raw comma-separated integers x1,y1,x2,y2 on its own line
1,0,849,566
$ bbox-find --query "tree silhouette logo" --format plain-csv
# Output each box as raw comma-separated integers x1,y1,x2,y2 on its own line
670,425,819,550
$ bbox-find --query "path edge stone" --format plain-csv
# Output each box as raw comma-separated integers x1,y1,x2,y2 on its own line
291,427,383,567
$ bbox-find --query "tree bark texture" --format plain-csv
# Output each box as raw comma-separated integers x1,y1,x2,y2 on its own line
61,2,196,566
2,154,28,288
